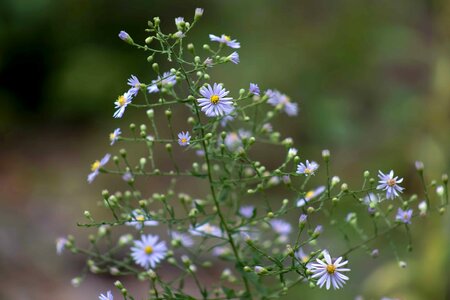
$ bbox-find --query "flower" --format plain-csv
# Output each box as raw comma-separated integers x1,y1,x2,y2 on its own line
194,8,204,20
109,128,121,145
363,193,380,214
309,250,350,290
296,160,319,176
113,92,132,118
197,83,234,117
147,71,177,94
126,209,159,230
296,186,326,207
131,234,168,269
99,291,114,300
296,248,310,264
209,34,240,48
224,129,251,151
287,148,298,159
122,171,133,182
377,170,404,200
249,83,260,96
266,89,298,116
175,17,185,30
87,153,111,183
118,31,133,44
178,131,191,146
395,208,413,224
189,223,223,238
418,200,427,216
56,237,68,255
299,214,308,225
228,51,239,64
171,231,194,247
127,75,142,97
239,205,255,218
269,219,292,236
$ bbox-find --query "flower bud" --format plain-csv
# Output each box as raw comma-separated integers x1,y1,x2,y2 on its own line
254,266,268,275
415,161,424,172
321,149,330,161
194,8,204,21
118,31,133,44
152,63,159,74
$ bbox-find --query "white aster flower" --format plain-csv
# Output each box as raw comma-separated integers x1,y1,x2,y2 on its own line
269,219,292,236
297,186,326,207
171,231,194,247
99,291,113,300
309,250,350,290
113,92,133,118
87,153,111,183
189,223,223,238
197,83,234,117
131,234,168,269
296,160,319,176
377,170,404,200
125,209,159,230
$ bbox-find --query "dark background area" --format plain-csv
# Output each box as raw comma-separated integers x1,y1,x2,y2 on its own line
1,0,449,299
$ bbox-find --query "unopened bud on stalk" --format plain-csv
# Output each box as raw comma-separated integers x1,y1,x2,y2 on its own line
152,63,159,73
118,31,133,44
415,161,424,172
322,149,330,161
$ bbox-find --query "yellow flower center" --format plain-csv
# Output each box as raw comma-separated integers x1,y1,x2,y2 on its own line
224,35,231,41
135,215,145,222
326,264,336,274
304,168,312,174
403,213,409,220
305,190,314,199
109,133,116,141
181,138,187,144
387,179,396,187
144,245,153,254
210,95,220,104
117,95,126,106
203,225,213,233
302,256,309,263
91,160,100,171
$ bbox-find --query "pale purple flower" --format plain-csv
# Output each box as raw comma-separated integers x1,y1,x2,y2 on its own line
270,219,292,236
99,291,113,300
127,75,142,97
262,123,273,133
109,128,121,145
299,214,308,225
212,246,230,256
239,205,255,218
296,247,310,264
224,129,251,151
126,209,159,230
147,71,177,94
228,51,239,64
197,83,234,117
313,225,323,236
122,171,133,182
113,92,132,118
377,170,404,200
175,17,184,30
395,208,413,224
204,57,213,67
266,89,298,116
249,83,260,96
87,153,111,183
56,237,68,255
189,223,223,238
118,31,133,44
309,250,350,290
131,234,167,269
296,160,319,176
194,8,204,20
178,131,191,146
297,186,325,207
209,34,240,48
171,231,194,247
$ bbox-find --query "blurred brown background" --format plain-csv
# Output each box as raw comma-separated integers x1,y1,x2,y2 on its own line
1,0,449,299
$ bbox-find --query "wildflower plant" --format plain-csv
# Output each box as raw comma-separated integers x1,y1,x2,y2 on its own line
58,9,449,300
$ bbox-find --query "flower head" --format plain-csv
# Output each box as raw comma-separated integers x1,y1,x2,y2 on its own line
224,129,251,151
87,153,111,183
209,34,240,48
309,250,350,290
171,231,194,247
131,234,168,269
395,208,413,224
297,186,325,207
99,291,114,300
228,51,239,64
109,128,121,145
113,92,133,118
56,237,68,255
249,83,260,96
194,8,204,20
269,219,292,236
266,89,298,116
377,170,404,200
189,223,223,238
147,71,177,94
126,209,159,230
178,131,191,146
197,83,234,117
296,160,319,176
127,75,142,97
239,205,255,218
118,31,133,44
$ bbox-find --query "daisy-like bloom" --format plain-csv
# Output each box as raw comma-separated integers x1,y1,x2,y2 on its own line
297,186,326,207
269,219,292,236
377,170,404,200
309,250,350,290
224,129,251,151
228,51,239,64
395,208,413,224
109,128,121,145
178,131,191,146
266,89,298,116
127,75,143,97
113,92,132,118
125,209,159,230
189,223,223,238
296,160,319,176
118,31,133,44
171,231,194,247
249,83,260,96
99,291,113,300
56,237,68,255
239,205,255,218
197,83,234,117
147,71,177,94
209,34,240,48
87,153,111,183
131,234,167,269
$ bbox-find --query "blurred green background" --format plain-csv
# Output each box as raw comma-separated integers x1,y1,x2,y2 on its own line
1,0,449,299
